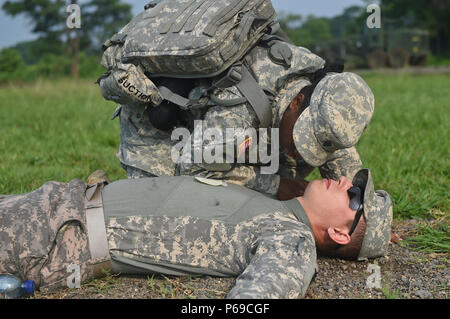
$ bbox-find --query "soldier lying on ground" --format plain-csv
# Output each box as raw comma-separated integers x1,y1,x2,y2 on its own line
0,169,392,298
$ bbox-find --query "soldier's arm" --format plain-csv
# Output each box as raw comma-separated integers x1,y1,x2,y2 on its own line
227,223,317,299
176,88,281,195
184,165,281,196
319,146,363,181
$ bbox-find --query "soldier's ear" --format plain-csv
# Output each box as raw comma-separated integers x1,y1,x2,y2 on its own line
289,94,305,112
327,227,351,245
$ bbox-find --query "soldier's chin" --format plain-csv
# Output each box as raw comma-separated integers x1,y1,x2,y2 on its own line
303,179,317,194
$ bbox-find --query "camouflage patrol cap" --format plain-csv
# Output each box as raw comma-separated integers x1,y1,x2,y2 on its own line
274,77,312,127
293,72,374,167
351,169,393,260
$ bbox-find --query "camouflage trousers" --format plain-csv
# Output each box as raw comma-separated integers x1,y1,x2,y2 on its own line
0,180,95,293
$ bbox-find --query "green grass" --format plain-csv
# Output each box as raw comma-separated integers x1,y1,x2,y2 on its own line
301,73,449,221
357,73,449,219
0,74,448,224
427,55,450,67
0,78,126,194
405,223,450,253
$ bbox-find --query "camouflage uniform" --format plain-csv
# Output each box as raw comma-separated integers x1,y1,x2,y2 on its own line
0,180,94,293
176,72,371,195
352,169,393,260
0,176,317,299
98,1,372,196
0,170,392,297
116,103,178,178
116,43,330,194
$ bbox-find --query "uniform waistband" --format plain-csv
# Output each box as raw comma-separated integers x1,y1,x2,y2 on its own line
84,183,112,278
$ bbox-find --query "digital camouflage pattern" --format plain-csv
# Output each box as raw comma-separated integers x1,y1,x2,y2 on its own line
293,72,375,167
175,85,280,193
106,211,317,299
0,178,317,298
101,9,328,189
0,172,391,297
352,169,393,260
318,147,363,182
244,42,325,99
101,0,276,77
99,63,163,106
117,103,178,176
173,44,329,194
0,180,93,293
98,1,368,197
175,78,364,194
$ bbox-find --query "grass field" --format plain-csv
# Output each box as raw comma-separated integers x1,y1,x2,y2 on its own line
0,74,448,225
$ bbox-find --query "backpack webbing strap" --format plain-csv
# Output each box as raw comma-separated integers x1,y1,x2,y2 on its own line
184,0,216,32
171,0,210,33
158,86,191,110
160,0,197,34
212,63,272,127
203,0,247,37
235,64,272,128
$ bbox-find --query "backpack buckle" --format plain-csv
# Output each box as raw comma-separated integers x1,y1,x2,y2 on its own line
212,63,243,89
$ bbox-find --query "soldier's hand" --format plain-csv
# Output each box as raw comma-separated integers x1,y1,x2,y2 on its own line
390,232,402,245
277,178,309,201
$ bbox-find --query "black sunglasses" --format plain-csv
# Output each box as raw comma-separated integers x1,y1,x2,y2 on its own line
347,186,364,236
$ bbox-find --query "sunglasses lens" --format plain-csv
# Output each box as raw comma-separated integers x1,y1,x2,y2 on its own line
348,186,362,211
348,210,363,236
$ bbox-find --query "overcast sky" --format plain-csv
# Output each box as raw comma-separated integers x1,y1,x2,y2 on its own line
0,0,365,49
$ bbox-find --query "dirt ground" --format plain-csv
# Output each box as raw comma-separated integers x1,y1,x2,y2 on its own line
33,220,449,300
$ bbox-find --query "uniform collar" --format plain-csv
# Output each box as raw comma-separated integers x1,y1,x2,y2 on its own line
283,198,312,231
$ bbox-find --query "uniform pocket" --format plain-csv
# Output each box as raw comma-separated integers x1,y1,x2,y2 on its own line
99,63,163,107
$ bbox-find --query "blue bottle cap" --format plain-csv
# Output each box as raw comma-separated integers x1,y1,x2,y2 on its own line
23,280,35,294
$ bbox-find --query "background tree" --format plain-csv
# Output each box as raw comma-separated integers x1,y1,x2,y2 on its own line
380,0,450,54
328,6,365,39
277,13,332,49
3,0,67,60
80,0,133,53
2,0,133,77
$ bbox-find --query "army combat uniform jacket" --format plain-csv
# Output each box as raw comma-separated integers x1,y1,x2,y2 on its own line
116,43,363,195
0,176,317,298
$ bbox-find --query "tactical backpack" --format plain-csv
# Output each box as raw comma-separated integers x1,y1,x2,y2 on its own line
98,0,325,128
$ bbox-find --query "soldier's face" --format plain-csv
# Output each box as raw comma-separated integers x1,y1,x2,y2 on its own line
304,176,356,229
279,94,304,159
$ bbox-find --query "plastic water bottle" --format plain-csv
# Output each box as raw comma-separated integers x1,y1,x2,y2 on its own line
0,274,35,299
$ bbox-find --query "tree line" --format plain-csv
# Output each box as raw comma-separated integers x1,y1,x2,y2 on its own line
1,0,133,81
278,1,449,68
1,0,449,82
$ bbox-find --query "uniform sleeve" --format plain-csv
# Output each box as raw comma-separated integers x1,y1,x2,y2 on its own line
183,164,281,195
118,103,178,176
176,87,281,195
278,152,315,180
319,146,363,181
227,223,317,299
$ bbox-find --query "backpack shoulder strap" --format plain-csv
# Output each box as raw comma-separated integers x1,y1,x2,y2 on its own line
235,64,272,128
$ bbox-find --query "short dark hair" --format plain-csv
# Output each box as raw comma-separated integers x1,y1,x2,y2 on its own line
301,62,345,108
